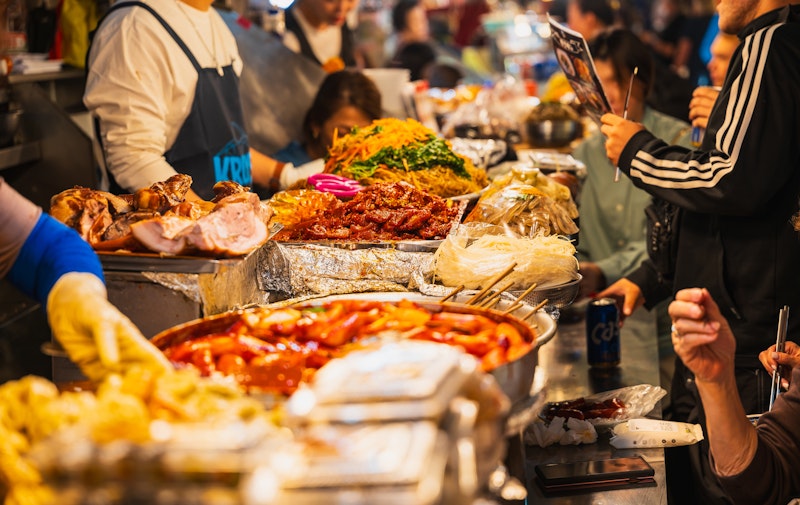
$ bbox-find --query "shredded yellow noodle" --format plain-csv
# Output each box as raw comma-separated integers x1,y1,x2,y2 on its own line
324,118,488,198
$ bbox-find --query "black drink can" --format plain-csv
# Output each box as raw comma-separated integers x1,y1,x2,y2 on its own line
586,298,621,368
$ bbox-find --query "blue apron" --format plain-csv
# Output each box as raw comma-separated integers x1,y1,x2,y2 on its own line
92,1,252,200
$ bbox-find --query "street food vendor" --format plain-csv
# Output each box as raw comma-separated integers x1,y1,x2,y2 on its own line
283,0,358,72
84,0,284,201
0,178,171,382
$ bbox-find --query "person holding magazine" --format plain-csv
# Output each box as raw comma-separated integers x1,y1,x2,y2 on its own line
598,2,800,503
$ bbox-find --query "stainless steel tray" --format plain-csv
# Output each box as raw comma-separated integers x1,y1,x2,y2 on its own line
97,250,250,274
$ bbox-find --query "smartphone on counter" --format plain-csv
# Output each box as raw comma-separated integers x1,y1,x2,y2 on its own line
534,456,655,494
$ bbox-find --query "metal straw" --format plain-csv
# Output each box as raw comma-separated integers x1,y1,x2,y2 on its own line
769,305,790,411
614,66,638,183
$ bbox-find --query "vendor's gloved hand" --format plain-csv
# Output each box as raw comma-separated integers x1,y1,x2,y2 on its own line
47,272,173,382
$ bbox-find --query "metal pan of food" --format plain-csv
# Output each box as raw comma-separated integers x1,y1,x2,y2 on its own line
284,292,556,404
151,293,556,405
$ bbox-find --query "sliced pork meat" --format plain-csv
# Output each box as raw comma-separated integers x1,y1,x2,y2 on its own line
102,210,160,241
184,195,269,256
50,187,133,242
130,215,195,255
50,175,270,257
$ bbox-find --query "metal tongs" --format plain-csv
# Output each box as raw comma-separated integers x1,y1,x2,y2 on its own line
769,305,790,411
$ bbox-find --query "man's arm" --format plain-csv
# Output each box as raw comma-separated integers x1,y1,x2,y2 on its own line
84,9,187,193
669,288,758,475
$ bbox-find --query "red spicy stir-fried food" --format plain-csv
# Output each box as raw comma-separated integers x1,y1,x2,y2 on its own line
542,397,627,421
273,182,461,241
160,300,536,395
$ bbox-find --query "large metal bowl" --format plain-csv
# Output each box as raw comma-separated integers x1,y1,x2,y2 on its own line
284,292,557,405
526,119,582,148
151,293,556,406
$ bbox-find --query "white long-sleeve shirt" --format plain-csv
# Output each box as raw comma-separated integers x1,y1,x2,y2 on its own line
84,0,243,193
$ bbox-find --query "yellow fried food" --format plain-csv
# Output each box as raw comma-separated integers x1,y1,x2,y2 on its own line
0,366,276,505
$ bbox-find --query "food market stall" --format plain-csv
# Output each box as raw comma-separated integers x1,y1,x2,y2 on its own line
0,111,681,504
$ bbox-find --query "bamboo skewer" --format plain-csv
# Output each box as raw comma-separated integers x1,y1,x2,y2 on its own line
511,283,538,305
524,299,549,322
464,263,518,306
439,285,465,303
479,280,517,309
502,302,524,315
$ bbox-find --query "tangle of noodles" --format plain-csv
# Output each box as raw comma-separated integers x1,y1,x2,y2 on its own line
434,233,579,290
324,118,488,198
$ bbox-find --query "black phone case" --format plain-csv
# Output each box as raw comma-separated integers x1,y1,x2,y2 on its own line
535,456,655,490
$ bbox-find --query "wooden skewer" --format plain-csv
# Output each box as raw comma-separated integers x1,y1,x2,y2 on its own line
439,285,465,303
464,262,518,306
479,280,517,309
502,302,524,315
511,282,538,306
500,283,539,314
524,299,549,322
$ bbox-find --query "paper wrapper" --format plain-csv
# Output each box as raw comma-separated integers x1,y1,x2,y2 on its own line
258,241,435,299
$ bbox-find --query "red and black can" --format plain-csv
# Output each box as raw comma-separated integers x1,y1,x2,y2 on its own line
586,298,621,368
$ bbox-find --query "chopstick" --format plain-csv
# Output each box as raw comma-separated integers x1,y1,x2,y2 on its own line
769,305,790,411
478,280,517,309
511,282,538,305
464,263,518,306
439,285,465,303
614,66,638,183
524,299,549,322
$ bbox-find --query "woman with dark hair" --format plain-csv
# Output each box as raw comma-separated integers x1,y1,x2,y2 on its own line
273,70,382,184
566,0,619,40
573,28,692,407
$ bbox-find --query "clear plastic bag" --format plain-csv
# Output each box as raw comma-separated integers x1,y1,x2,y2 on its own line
539,384,667,430
464,183,579,238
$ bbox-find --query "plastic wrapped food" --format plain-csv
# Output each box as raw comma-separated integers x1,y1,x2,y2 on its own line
610,419,704,448
433,223,579,290
465,183,578,238
284,341,478,423
539,384,667,430
272,421,449,505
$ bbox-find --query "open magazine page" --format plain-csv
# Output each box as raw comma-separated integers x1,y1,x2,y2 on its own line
546,14,612,125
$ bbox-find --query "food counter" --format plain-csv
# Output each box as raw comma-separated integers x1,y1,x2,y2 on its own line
504,307,668,504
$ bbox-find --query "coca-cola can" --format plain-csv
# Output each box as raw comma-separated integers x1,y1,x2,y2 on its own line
586,298,621,368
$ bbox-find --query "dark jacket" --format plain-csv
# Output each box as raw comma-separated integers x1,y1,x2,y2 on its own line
621,5,800,368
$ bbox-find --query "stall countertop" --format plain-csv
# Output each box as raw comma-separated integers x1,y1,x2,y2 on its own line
506,305,668,505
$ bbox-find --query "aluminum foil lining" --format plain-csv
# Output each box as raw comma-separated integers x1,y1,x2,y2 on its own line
141,246,271,315
258,241,435,299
